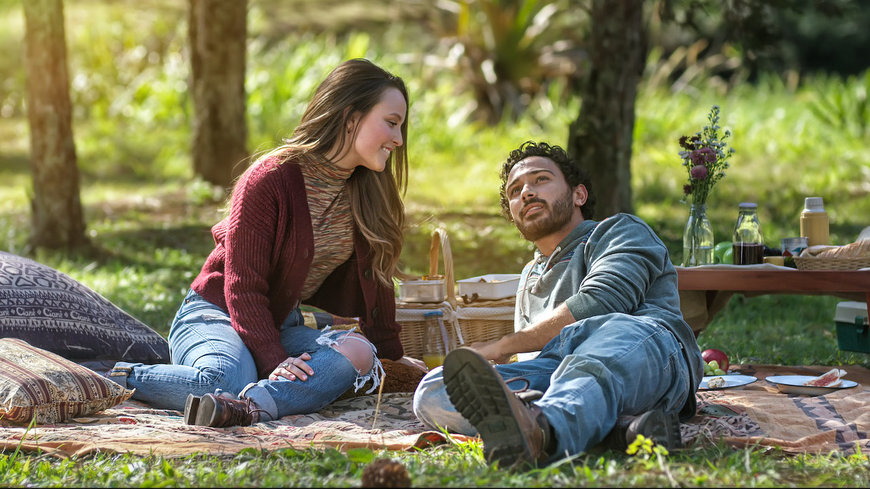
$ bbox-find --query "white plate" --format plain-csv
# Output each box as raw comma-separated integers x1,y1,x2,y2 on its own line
765,375,859,396
698,374,758,390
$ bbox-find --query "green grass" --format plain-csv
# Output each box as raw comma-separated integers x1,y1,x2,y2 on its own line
2,1,870,486
0,443,868,487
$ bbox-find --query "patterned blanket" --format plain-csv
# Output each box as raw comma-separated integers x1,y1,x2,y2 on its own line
682,364,870,455
2,365,868,458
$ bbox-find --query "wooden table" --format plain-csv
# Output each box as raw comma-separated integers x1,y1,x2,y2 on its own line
676,266,870,334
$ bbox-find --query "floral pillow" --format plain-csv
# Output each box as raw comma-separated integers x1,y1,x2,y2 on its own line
0,251,169,363
0,338,133,425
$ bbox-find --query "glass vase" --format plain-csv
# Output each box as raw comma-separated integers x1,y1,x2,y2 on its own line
682,204,714,267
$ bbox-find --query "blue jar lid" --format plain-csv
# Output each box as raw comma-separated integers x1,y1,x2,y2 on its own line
423,310,443,318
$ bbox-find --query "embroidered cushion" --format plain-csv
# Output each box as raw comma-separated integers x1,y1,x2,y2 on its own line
0,251,169,363
0,338,133,425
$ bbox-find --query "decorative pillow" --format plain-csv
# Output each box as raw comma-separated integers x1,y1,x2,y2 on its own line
0,251,169,363
0,338,133,425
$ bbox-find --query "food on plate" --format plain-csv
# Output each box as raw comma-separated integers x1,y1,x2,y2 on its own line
800,240,870,258
703,360,726,376
702,348,729,372
707,376,726,389
802,368,847,387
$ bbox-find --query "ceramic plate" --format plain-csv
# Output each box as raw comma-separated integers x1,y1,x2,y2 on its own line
698,374,758,391
765,375,859,396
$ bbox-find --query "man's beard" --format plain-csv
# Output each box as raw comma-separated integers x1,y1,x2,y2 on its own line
515,190,574,242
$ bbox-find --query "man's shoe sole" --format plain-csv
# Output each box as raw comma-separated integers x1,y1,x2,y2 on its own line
443,347,536,467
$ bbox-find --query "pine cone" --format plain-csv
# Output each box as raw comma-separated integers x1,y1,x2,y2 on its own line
361,458,411,488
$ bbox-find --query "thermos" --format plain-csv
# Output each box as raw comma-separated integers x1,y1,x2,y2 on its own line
800,197,830,247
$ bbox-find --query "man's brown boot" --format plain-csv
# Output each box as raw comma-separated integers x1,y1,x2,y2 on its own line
600,407,683,451
191,393,268,427
443,347,552,468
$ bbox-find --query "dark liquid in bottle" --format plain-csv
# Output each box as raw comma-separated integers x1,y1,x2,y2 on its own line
733,242,764,265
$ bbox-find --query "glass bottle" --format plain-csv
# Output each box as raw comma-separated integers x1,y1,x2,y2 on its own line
422,310,452,369
682,204,715,267
732,202,764,265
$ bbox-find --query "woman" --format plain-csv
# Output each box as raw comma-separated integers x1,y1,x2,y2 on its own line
107,58,425,427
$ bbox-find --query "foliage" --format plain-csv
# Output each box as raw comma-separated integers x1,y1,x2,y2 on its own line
428,0,584,124
808,70,870,140
677,105,735,206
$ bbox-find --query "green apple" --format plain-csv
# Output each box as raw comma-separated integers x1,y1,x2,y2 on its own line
714,241,732,262
721,247,734,264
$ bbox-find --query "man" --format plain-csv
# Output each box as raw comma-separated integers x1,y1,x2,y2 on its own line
412,141,703,467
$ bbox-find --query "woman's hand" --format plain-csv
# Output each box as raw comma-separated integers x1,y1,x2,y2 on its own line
395,355,428,372
269,353,314,381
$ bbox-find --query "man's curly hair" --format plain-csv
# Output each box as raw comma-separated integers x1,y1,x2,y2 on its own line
499,141,596,221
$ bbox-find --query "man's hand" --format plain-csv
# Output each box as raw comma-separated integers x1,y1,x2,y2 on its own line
467,339,512,364
395,355,429,372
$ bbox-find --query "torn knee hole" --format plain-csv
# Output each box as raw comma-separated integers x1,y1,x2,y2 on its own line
332,334,374,373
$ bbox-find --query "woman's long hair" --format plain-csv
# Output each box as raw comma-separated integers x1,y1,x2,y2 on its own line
262,58,409,286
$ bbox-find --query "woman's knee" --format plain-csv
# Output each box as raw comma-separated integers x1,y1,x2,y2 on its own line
331,333,375,373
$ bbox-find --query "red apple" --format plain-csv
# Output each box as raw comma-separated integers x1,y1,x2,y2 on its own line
702,348,729,371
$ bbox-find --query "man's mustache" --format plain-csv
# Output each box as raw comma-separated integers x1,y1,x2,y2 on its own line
521,198,548,216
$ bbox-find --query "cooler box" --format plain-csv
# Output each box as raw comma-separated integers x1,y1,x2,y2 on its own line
834,301,870,353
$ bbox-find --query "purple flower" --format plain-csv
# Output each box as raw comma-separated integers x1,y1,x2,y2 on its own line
691,147,715,166
683,184,693,195
690,165,708,180
678,135,691,149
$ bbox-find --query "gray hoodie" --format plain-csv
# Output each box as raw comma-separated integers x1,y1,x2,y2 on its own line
515,213,703,420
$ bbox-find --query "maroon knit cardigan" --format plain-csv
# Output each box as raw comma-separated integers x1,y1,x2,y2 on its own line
190,158,403,378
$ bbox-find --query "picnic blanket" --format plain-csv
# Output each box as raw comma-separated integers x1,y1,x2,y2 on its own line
683,364,870,455
2,365,868,458
0,393,466,458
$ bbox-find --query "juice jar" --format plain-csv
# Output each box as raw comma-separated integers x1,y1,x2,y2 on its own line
422,310,452,369
732,203,764,265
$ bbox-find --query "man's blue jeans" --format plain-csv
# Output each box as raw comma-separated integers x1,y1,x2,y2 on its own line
111,290,382,419
412,312,691,461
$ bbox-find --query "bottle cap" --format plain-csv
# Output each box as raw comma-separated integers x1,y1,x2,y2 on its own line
804,197,825,211
738,202,757,209
423,310,443,318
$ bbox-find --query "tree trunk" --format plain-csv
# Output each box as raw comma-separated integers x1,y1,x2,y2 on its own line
22,0,88,250
189,0,248,188
567,0,646,219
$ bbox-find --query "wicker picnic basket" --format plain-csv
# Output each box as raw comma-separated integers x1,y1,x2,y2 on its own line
454,296,516,346
396,228,462,360
395,228,518,360
793,256,870,271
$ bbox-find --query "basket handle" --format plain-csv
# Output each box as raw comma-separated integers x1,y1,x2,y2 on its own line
429,228,456,307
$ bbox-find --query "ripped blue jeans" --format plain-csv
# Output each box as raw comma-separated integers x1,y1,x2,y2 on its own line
111,290,383,419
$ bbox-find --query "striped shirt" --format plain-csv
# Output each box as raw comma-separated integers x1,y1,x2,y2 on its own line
299,157,355,300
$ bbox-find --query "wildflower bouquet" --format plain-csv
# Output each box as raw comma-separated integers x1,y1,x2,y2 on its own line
679,105,735,206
